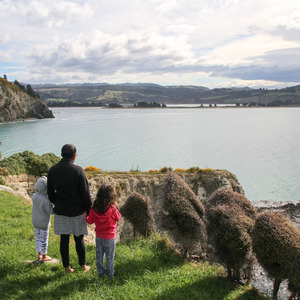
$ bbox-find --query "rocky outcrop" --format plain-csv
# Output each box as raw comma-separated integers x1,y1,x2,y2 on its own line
2,170,244,243
2,174,38,199
3,170,299,241
0,80,54,123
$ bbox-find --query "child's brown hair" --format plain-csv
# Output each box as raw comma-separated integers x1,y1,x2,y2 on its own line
93,184,117,214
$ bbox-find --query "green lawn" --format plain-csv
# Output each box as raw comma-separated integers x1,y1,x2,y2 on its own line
0,191,269,300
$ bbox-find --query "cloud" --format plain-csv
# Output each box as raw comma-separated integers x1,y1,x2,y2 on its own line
19,1,93,28
1,0,299,88
28,29,194,75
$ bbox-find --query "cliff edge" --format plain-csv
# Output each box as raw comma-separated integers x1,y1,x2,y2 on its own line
2,170,243,242
0,78,54,123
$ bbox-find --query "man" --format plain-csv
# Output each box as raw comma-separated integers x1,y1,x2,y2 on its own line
47,144,91,273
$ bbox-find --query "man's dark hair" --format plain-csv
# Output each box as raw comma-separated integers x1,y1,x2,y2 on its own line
61,144,77,159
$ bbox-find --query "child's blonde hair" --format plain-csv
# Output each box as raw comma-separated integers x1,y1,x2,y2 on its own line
93,184,117,214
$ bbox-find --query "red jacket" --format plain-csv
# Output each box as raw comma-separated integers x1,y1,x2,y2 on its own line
86,205,121,239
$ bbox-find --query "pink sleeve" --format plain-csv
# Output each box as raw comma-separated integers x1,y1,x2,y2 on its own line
113,208,121,222
86,208,95,224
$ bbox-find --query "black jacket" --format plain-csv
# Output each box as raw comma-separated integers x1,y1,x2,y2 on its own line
47,158,92,217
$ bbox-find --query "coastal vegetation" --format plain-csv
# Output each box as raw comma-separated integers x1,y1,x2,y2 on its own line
164,173,207,256
0,76,40,99
120,192,156,237
47,100,106,107
252,211,300,299
0,190,268,299
205,189,256,283
84,166,101,172
133,101,166,108
0,151,217,178
0,151,60,176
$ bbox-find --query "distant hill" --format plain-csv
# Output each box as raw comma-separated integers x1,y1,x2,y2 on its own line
0,78,54,123
33,83,300,107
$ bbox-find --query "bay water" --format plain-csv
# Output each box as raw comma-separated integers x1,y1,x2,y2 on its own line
0,107,299,203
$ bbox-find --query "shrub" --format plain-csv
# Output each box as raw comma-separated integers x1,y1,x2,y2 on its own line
205,188,256,282
150,234,181,264
197,168,215,173
163,172,207,257
0,175,6,185
0,151,60,176
252,211,300,299
174,168,186,172
159,167,172,173
0,153,27,174
84,166,100,172
186,167,199,173
206,188,255,218
0,167,9,176
120,192,156,237
115,182,127,197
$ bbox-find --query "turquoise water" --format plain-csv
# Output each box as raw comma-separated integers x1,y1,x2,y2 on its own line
1,107,300,203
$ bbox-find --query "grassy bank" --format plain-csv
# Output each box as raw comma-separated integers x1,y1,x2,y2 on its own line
0,191,269,300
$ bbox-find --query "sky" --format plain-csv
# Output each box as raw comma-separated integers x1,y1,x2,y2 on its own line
0,0,300,89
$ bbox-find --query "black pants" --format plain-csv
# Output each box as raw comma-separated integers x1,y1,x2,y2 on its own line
60,234,86,268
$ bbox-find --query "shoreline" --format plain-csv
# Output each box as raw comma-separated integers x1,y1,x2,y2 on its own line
1,105,300,124
50,104,300,109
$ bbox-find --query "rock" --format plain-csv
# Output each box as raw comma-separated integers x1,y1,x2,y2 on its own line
3,175,37,201
24,258,60,266
0,184,17,195
0,81,54,123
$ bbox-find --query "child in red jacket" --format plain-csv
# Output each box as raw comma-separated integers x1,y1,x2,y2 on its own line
86,184,121,278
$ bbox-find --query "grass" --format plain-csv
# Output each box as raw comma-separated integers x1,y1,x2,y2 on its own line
0,191,269,300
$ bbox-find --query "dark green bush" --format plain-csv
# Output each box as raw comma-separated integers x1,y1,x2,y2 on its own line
0,151,60,176
120,192,156,237
163,172,207,257
205,188,256,282
0,153,27,174
252,211,300,299
0,175,6,185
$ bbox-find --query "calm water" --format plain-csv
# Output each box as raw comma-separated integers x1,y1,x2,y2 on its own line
1,107,300,203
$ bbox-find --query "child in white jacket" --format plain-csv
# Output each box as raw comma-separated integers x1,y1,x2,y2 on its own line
32,176,53,261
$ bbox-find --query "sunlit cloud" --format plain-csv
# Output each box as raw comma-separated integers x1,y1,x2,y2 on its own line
0,0,299,88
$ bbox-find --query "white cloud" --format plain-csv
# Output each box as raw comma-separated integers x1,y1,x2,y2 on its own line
28,29,195,76
20,0,93,27
200,34,300,66
1,0,300,88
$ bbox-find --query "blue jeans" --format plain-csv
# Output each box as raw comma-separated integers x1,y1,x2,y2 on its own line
96,237,116,278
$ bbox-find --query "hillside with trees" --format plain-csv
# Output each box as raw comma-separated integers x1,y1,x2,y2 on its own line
33,83,300,107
